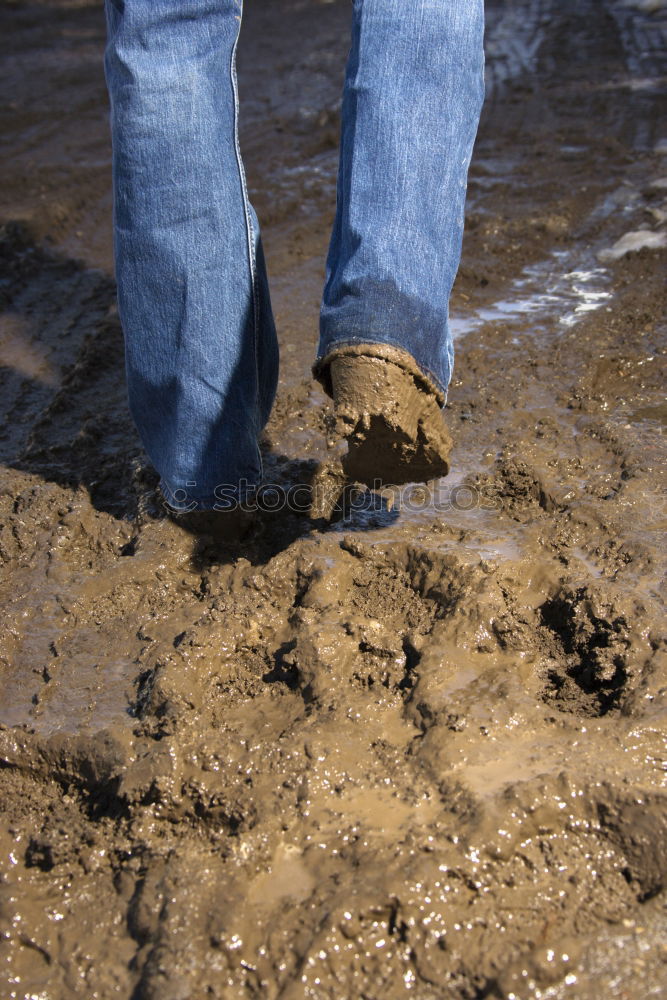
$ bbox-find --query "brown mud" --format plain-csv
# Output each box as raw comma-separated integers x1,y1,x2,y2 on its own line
1,1,666,997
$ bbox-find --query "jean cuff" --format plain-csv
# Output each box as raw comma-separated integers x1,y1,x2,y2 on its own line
313,339,448,406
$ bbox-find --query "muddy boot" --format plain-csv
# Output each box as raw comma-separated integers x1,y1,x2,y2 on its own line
169,506,256,545
313,345,452,511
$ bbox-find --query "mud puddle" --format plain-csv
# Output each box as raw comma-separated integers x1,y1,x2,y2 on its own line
1,1,666,998
450,251,613,339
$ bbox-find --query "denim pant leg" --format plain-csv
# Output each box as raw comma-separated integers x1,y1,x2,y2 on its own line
104,0,278,511
318,0,485,401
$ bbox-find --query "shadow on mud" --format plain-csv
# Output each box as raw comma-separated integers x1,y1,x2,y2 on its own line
1,222,356,565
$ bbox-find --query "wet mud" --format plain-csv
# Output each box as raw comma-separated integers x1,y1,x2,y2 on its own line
1,1,666,997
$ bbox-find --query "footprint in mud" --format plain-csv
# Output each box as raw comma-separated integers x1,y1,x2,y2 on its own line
132,537,446,733
539,583,654,716
282,542,441,708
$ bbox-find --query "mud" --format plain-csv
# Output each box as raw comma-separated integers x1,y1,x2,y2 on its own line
1,1,666,998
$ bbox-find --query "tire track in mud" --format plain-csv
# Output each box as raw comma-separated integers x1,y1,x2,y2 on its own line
1,1,666,997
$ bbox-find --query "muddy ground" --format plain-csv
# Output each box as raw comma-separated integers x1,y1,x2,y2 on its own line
1,0,666,997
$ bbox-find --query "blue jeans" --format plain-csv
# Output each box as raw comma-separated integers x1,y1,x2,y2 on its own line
104,0,485,511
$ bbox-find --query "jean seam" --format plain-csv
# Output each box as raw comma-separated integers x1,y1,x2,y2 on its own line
231,2,264,481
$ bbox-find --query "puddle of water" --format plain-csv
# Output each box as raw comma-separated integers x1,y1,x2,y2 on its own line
271,149,338,205
451,252,612,339
589,183,643,222
630,401,667,424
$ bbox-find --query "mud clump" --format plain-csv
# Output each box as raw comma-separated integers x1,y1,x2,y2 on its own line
1,0,667,997
539,585,644,716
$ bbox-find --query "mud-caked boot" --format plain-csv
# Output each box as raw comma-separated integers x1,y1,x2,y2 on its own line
310,345,452,518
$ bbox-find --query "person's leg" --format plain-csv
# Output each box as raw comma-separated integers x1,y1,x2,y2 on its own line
104,0,278,512
313,0,484,485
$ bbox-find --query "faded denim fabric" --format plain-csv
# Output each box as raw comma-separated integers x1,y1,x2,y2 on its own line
104,0,484,510
319,0,486,398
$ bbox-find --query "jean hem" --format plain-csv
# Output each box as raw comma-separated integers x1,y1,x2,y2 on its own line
313,337,449,406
